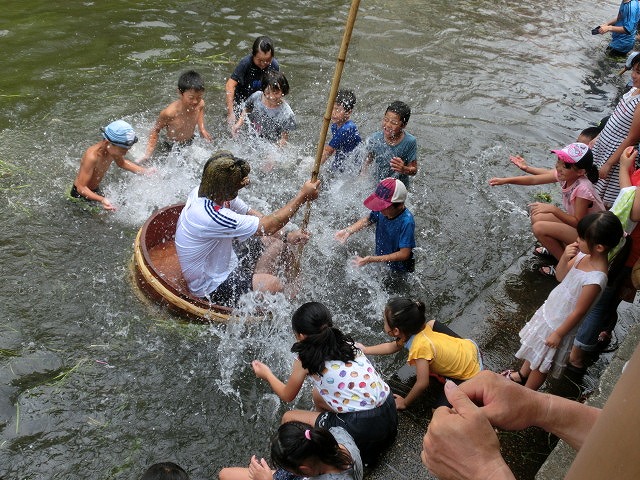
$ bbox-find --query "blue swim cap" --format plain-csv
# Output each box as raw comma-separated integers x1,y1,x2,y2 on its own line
101,120,138,148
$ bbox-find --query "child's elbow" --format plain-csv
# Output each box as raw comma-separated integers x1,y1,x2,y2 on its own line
281,392,297,403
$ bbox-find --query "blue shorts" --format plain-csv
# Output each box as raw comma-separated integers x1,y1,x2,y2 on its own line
315,393,397,467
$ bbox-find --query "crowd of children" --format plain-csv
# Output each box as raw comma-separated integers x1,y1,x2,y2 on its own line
486,47,640,388
65,27,640,480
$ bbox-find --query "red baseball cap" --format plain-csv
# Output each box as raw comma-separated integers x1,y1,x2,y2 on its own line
363,178,408,211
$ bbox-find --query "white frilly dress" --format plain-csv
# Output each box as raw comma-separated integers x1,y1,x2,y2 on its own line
515,253,607,378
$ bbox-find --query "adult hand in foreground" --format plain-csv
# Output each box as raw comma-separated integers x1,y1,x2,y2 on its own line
422,380,515,480
457,370,547,431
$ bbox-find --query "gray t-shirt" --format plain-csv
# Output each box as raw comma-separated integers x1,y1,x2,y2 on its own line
244,91,296,143
315,427,363,480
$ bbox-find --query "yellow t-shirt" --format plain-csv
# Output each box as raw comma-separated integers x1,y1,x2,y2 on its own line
406,324,481,380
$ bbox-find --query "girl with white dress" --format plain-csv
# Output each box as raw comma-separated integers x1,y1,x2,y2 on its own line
502,211,624,390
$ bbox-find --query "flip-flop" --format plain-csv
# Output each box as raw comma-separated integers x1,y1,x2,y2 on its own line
533,246,553,258
538,265,556,278
500,369,528,385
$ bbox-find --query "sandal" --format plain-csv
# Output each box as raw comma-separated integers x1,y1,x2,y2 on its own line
538,265,556,278
533,246,553,258
500,369,528,385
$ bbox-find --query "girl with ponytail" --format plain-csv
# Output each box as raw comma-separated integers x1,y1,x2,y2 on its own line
251,302,397,466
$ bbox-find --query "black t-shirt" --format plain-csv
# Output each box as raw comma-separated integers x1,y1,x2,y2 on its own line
230,54,280,105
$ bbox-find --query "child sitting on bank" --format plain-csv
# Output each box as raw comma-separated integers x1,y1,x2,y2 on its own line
71,120,155,211
569,146,638,370
250,302,397,467
361,101,417,189
335,178,415,272
489,143,605,275
232,70,296,147
357,297,482,409
502,211,624,390
320,89,362,173
140,70,212,162
218,422,363,480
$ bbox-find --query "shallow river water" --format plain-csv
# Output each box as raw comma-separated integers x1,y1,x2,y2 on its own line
0,1,629,478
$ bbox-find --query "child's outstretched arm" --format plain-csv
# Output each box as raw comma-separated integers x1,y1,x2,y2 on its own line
335,216,371,243
489,170,556,186
356,340,402,356
395,358,430,410
510,155,552,176
251,358,307,403
354,247,412,267
545,284,602,348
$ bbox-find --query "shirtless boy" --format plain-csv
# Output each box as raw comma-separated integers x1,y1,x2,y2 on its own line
71,120,154,211
140,70,212,162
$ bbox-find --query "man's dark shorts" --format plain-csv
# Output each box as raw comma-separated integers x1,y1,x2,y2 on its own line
206,238,264,307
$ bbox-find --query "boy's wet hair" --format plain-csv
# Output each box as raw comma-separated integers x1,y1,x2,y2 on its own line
385,297,426,338
252,35,275,56
261,70,289,95
386,101,411,125
178,70,205,93
632,52,640,69
577,211,623,252
198,150,250,201
336,89,356,111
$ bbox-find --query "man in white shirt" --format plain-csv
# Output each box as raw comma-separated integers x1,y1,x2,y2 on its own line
175,150,319,305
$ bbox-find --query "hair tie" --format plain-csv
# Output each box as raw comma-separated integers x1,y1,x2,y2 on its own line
304,429,311,440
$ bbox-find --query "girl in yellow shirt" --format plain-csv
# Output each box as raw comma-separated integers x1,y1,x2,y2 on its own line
358,297,482,409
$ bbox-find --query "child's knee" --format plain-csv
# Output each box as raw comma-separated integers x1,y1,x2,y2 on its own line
252,273,284,293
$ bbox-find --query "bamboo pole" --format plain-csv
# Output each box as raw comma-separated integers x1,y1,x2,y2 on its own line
291,0,361,277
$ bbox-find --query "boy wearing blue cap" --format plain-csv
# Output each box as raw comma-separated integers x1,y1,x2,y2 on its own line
335,177,416,272
71,120,154,211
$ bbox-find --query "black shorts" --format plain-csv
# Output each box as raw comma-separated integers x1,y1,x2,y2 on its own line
69,184,103,201
315,393,397,467
206,238,264,307
159,136,194,153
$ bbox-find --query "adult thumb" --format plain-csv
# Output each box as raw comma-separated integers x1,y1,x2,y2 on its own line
444,380,477,416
